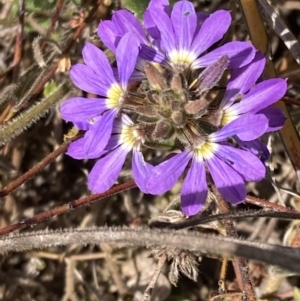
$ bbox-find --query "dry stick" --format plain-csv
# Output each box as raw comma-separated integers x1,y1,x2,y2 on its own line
245,195,296,212
0,0,99,123
142,254,167,301
0,180,136,237
3,181,299,237
0,0,26,123
12,0,25,83
26,0,102,103
101,243,128,296
1,227,300,273
282,97,300,107
0,0,102,221
215,189,257,301
45,0,65,38
0,139,73,198
238,0,300,182
150,207,300,230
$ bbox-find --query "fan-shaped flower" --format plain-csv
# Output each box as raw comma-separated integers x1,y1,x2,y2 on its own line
205,51,287,160
98,0,256,72
217,51,287,131
145,114,272,216
60,33,139,158
67,115,152,193
60,0,287,216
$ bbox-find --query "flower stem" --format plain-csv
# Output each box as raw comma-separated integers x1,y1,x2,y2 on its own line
214,187,257,301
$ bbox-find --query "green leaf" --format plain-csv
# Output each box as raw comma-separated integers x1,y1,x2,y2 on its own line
32,0,58,11
44,81,57,97
124,0,149,19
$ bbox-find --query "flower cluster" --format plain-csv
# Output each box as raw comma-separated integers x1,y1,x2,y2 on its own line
60,0,287,216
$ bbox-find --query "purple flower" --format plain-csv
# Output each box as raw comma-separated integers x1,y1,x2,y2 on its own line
98,0,256,72
145,114,270,216
218,51,287,133
207,51,286,160
60,33,139,158
60,0,287,217
68,115,152,193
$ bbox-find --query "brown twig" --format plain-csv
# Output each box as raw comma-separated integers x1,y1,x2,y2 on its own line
0,180,136,237
215,188,257,301
28,0,102,102
238,0,300,181
149,208,300,230
12,0,25,83
245,195,296,212
282,97,300,107
45,0,65,38
1,227,300,273
0,140,71,198
142,253,167,301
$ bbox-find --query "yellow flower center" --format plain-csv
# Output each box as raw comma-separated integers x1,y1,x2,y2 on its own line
106,83,124,108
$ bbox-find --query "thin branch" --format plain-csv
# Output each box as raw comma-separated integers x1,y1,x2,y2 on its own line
12,0,25,83
149,209,300,230
245,195,296,211
0,227,300,273
215,189,257,301
238,0,300,181
282,97,300,107
0,181,136,236
142,254,167,301
27,0,102,103
45,0,65,39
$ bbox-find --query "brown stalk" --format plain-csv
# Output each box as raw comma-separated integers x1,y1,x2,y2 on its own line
12,0,25,83
238,0,300,181
215,188,257,301
245,195,297,212
0,140,72,198
0,180,136,237
45,0,65,39
282,97,300,107
24,0,102,103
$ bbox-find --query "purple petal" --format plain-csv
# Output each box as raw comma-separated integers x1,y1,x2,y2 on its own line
147,0,170,11
116,33,139,88
73,121,89,130
147,151,191,194
259,107,286,132
235,137,270,162
112,10,147,44
82,43,115,85
210,114,268,142
84,109,117,159
227,79,287,115
144,10,161,41
171,1,197,50
98,20,119,52
190,10,231,57
197,12,209,24
60,97,109,123
70,64,109,95
88,146,130,193
67,137,88,159
148,8,176,54
206,155,246,204
193,41,255,69
132,150,154,194
214,144,266,181
105,135,121,150
144,0,171,40
181,158,207,216
221,51,266,109
139,44,166,64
